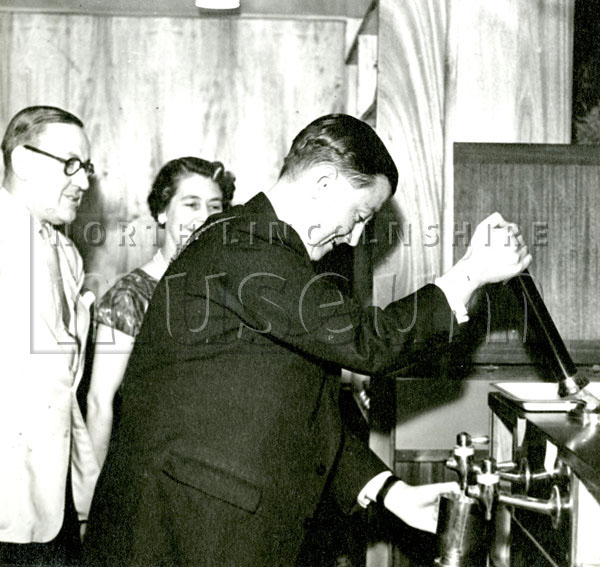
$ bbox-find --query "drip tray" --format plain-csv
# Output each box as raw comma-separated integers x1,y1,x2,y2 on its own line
492,381,600,411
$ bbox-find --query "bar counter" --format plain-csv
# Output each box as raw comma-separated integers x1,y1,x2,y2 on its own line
489,391,600,503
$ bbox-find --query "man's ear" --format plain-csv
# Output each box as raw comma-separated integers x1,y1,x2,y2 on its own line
10,146,31,181
312,164,338,198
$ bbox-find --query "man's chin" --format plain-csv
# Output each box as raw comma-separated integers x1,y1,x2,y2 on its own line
309,242,333,262
54,209,77,225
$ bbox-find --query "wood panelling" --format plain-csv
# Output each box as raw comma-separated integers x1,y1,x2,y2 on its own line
441,0,574,270
373,0,447,304
0,0,372,19
454,143,600,342
448,0,573,144
394,460,450,486
345,0,377,63
372,0,573,304
356,34,377,117
395,450,489,485
0,12,346,298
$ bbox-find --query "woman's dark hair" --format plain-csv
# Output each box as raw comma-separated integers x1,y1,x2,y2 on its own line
279,113,398,194
147,157,236,223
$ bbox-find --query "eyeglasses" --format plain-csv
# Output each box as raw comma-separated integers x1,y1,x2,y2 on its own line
23,144,95,177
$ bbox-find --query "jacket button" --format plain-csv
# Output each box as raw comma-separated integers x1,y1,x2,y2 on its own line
316,463,327,476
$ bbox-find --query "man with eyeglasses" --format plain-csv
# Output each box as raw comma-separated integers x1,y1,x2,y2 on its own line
0,106,100,565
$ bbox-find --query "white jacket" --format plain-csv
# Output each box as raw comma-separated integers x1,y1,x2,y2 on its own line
0,188,100,543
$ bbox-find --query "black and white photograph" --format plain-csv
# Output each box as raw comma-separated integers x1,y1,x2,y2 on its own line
0,1,598,566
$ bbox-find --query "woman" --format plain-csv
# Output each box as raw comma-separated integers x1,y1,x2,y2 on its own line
87,157,236,468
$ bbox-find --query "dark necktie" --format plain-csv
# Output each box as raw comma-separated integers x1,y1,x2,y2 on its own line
39,222,71,330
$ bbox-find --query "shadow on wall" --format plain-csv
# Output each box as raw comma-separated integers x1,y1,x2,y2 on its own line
573,0,600,143
70,176,114,297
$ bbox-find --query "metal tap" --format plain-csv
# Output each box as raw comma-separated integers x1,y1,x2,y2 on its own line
445,432,489,492
470,457,570,529
497,485,570,529
474,458,500,521
568,399,600,426
439,431,573,567
497,457,570,493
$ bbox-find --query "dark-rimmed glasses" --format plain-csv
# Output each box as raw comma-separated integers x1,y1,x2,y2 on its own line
23,144,95,177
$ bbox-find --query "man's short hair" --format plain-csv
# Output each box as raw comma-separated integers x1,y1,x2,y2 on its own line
279,114,398,194
1,106,84,171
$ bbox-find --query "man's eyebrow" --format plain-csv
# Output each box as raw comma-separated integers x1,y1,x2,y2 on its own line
65,151,87,160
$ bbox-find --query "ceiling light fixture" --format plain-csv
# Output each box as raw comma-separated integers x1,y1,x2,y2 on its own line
195,0,240,8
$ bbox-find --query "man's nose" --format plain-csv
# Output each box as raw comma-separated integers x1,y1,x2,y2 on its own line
348,221,366,247
72,168,89,190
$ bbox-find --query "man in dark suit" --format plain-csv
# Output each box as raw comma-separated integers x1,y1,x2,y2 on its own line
84,114,530,566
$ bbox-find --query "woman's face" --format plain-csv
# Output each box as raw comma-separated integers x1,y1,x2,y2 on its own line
162,173,224,250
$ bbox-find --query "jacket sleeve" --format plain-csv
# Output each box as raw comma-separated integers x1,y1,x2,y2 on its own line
173,233,457,377
326,429,390,515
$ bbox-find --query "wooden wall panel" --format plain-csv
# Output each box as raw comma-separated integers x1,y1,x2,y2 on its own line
442,0,574,270
373,0,448,305
454,144,600,342
356,34,378,117
373,0,573,303
0,0,372,19
0,13,345,298
448,0,573,144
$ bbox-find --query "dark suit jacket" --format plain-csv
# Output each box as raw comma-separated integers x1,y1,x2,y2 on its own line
84,193,457,566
